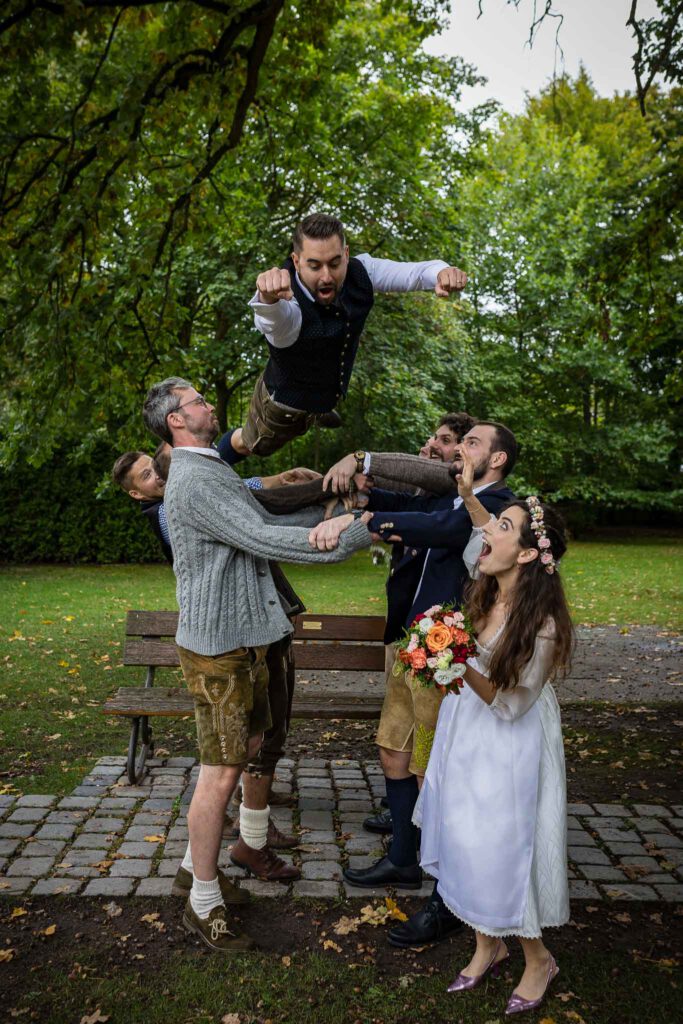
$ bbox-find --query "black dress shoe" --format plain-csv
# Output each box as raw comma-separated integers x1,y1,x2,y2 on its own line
343,856,421,890
387,896,463,947
363,810,393,835
316,410,342,429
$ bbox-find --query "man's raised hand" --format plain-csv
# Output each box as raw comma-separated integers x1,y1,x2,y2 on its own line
322,453,357,494
256,267,293,304
434,266,468,298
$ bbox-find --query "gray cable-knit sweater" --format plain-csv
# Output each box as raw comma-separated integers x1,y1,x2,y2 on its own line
164,449,371,655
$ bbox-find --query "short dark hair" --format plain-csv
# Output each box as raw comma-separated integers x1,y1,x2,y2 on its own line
112,451,146,492
437,411,476,442
477,421,519,477
292,213,345,252
152,442,172,482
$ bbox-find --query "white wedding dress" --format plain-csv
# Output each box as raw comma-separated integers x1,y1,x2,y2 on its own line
413,621,570,937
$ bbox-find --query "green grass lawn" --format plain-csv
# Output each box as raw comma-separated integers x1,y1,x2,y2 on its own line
0,534,680,796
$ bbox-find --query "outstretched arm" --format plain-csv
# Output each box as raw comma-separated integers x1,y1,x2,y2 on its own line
356,254,467,296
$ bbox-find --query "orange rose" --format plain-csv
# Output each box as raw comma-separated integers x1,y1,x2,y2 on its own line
425,622,453,653
451,627,470,645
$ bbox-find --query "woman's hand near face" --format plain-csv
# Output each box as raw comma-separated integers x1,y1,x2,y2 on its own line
454,444,475,498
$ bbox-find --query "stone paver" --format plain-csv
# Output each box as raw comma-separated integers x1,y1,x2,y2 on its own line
1,757,679,905
83,878,136,896
33,878,82,895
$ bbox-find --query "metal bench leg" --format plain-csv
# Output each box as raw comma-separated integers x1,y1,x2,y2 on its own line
127,716,141,785
127,715,154,785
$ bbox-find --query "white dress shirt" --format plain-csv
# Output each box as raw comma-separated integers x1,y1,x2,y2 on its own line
249,253,449,349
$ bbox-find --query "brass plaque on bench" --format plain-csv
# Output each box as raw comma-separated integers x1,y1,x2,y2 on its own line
301,620,322,630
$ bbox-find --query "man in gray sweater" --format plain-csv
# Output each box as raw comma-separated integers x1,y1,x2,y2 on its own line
143,377,372,952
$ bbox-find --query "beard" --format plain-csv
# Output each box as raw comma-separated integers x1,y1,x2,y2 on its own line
451,455,488,481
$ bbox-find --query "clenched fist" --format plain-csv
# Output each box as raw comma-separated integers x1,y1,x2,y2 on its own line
256,267,293,304
434,266,468,298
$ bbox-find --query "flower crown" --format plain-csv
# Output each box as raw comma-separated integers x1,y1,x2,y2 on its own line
526,495,558,574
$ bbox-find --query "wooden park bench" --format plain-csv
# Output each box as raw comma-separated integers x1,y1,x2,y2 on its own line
103,610,387,784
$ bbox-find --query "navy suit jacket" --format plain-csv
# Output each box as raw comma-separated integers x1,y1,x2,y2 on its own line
367,482,515,644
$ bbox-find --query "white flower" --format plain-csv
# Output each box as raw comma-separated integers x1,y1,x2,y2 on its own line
427,656,439,669
434,667,458,685
450,662,466,678
423,605,441,617
436,650,453,669
418,617,435,633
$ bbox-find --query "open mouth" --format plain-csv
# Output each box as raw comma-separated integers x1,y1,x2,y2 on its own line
479,542,492,559
317,285,335,299
429,451,442,460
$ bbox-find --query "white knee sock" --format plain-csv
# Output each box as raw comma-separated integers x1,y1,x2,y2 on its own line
239,804,270,850
181,842,193,872
190,875,224,919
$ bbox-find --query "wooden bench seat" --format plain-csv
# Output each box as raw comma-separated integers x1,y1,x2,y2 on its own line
104,609,386,783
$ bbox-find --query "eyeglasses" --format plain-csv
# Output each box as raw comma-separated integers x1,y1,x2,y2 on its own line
175,394,209,412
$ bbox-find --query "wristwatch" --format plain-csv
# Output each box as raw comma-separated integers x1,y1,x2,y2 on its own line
354,449,366,473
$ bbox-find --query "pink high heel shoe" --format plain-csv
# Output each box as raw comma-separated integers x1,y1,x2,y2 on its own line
505,954,559,1015
447,941,510,993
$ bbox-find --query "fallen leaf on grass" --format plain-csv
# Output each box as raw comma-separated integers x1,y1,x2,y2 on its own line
322,939,342,953
39,925,57,936
10,908,27,919
555,991,577,1002
281,955,291,967
79,1010,109,1024
0,949,16,962
564,1012,588,1023
143,835,166,843
221,1015,241,1024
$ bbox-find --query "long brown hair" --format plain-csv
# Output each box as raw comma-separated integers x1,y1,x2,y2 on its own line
465,499,574,691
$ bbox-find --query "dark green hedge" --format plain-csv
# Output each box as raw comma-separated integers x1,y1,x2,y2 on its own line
0,448,163,564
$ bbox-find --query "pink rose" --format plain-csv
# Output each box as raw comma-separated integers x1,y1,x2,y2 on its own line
540,552,552,564
538,537,551,549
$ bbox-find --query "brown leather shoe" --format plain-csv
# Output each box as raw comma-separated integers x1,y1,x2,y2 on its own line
182,901,254,953
229,837,301,882
267,820,299,849
171,865,249,904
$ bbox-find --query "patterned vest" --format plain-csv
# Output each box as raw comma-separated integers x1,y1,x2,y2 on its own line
262,255,374,412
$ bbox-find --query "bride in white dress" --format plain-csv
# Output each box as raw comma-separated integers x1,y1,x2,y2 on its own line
414,455,573,1017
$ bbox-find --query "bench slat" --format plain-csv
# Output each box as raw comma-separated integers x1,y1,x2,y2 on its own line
124,639,387,671
103,687,382,721
125,610,386,642
293,615,385,641
293,645,386,671
123,640,181,667
126,610,179,636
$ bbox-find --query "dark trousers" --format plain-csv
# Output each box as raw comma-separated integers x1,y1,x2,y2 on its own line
246,635,295,774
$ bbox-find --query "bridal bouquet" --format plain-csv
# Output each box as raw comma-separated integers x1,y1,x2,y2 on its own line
394,604,476,693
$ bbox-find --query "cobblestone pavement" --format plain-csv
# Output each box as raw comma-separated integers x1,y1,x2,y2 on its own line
1,756,682,903
300,626,682,703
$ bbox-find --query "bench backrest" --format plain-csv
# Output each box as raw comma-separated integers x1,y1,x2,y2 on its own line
123,610,387,672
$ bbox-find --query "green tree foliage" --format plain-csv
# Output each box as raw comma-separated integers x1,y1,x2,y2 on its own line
0,0,483,468
457,72,682,509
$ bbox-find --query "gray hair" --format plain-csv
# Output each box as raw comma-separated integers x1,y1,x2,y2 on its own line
142,377,193,443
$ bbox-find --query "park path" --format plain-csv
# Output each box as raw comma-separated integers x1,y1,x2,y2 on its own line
1,754,681,903
299,625,682,703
